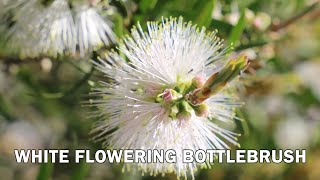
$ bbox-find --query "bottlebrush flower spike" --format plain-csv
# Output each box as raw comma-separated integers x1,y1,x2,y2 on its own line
90,17,246,179
3,0,115,58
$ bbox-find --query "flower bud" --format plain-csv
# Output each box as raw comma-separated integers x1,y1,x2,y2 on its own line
163,89,174,102
253,12,271,31
179,100,193,112
170,105,179,119
176,111,192,122
192,75,206,88
245,9,255,25
158,89,182,103
175,100,193,121
188,56,248,105
195,103,209,117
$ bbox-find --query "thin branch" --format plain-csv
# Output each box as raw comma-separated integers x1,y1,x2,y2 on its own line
269,2,319,31
39,64,95,99
0,56,39,64
63,64,95,97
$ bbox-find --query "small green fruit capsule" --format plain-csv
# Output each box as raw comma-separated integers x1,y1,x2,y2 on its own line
195,103,209,117
176,111,192,122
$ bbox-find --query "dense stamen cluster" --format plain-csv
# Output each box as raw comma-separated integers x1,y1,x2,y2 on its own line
90,17,246,179
156,76,209,124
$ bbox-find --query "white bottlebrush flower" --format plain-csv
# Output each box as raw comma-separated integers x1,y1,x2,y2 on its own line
6,0,44,57
90,17,247,179
75,5,116,56
40,0,77,56
9,0,76,57
4,0,115,58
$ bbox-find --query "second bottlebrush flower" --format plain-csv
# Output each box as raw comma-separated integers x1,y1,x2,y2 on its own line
2,0,115,58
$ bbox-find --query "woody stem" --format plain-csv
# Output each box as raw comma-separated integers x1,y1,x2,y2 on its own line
187,55,249,105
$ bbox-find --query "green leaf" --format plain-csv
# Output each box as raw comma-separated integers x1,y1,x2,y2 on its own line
210,19,233,35
71,160,90,180
139,0,158,13
227,9,246,46
193,0,215,27
37,161,53,180
0,95,15,121
235,108,250,137
114,14,124,37
235,40,269,51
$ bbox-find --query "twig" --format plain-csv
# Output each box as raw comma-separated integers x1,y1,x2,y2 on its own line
39,65,95,99
0,56,39,64
235,41,269,51
63,64,95,97
269,2,319,31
